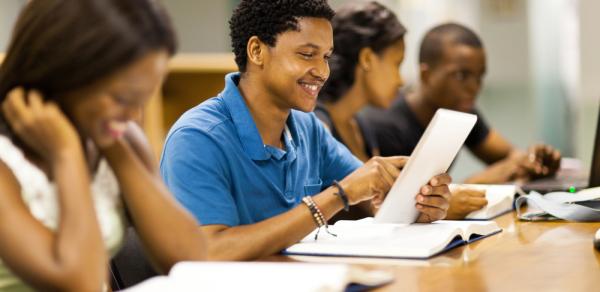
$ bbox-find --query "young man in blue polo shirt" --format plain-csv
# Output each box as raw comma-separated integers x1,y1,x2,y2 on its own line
160,0,452,261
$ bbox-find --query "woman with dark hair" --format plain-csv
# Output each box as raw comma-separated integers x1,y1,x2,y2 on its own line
317,2,486,220
0,0,206,290
316,1,406,162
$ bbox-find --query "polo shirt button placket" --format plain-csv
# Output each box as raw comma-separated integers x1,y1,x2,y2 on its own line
282,127,297,200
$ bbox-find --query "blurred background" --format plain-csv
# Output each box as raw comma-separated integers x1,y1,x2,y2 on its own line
1,0,599,181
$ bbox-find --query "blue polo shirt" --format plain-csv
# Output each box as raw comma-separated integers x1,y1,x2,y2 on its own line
160,73,362,226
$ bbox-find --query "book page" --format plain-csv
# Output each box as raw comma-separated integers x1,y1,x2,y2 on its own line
290,220,464,258
433,220,502,241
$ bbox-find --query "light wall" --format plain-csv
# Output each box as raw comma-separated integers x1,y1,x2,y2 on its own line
0,0,25,51
161,1,232,53
577,0,600,168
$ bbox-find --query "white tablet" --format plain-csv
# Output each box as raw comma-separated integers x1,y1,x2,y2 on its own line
374,109,477,224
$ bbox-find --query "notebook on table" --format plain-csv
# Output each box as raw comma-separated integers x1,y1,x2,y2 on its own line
283,218,501,259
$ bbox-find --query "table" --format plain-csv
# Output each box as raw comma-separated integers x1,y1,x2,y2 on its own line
267,213,600,292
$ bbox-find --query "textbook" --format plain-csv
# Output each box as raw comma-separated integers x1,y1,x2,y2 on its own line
123,262,394,292
449,184,518,220
284,218,501,259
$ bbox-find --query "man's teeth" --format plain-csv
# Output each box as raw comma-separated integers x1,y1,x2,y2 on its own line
301,84,319,91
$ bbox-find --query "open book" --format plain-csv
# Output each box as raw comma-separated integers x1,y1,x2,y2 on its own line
284,218,501,259
123,262,394,292
449,184,517,220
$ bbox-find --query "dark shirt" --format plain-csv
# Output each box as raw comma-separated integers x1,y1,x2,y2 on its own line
359,91,490,157
314,103,378,157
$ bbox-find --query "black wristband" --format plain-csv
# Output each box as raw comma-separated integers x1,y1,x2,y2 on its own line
332,180,350,212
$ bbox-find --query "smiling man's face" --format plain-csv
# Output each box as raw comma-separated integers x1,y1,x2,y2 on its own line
260,17,333,112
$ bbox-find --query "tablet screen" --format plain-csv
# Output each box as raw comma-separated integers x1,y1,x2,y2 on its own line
374,109,477,224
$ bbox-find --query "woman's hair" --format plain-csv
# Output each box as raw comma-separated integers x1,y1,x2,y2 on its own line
0,0,177,136
319,1,406,103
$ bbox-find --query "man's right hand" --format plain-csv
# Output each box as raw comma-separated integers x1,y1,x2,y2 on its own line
338,156,408,205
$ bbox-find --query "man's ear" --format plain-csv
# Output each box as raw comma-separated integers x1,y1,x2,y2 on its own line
358,47,376,72
246,36,267,68
420,63,431,85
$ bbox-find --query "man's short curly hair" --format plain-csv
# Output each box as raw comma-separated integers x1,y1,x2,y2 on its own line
419,23,483,68
229,0,335,72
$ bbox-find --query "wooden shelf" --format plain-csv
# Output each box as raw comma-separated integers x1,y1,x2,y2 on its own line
167,53,237,73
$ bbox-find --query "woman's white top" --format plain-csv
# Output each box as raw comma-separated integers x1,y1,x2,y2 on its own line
0,135,125,291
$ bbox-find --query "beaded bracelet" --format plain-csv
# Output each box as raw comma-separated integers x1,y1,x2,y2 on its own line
332,180,350,212
302,196,324,226
302,196,337,240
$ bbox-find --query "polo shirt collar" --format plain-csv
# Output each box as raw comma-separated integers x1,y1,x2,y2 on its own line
221,72,299,161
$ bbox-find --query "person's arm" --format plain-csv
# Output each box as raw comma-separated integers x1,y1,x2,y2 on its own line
202,187,344,260
466,128,525,183
466,130,561,183
317,113,452,222
161,118,450,261
469,129,514,164
201,156,407,261
160,123,411,261
101,122,207,274
0,89,106,291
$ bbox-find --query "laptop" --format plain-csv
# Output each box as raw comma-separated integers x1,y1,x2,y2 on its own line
521,104,600,193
